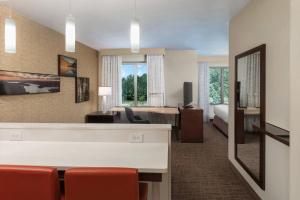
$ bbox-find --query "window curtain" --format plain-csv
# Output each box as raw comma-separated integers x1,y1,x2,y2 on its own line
238,52,260,108
198,62,210,122
246,52,260,107
147,55,165,107
238,57,248,107
100,56,122,111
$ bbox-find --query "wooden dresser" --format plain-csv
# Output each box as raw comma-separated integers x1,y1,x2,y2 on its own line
180,107,203,143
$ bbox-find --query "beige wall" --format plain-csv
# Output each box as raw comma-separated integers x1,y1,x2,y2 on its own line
0,5,98,123
198,55,229,67
98,49,198,107
229,0,290,199
100,48,165,56
164,50,198,106
290,0,300,199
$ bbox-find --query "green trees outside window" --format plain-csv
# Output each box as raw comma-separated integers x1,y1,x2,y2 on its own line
209,67,229,105
122,63,147,106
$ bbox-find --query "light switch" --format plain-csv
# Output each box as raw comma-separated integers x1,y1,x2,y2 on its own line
9,131,23,141
129,133,144,143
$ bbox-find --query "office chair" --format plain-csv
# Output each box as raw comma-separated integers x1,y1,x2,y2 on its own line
0,165,61,200
125,107,150,124
64,167,148,200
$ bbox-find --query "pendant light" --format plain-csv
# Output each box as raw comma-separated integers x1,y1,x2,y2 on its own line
130,0,140,53
65,0,75,52
5,1,16,53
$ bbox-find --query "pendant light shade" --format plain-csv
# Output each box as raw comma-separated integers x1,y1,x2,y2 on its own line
5,18,16,53
130,19,140,53
65,15,75,52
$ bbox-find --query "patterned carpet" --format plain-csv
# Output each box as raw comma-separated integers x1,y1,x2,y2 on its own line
171,123,257,200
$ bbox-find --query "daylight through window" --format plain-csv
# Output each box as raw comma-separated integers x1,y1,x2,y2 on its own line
209,67,229,105
121,63,147,106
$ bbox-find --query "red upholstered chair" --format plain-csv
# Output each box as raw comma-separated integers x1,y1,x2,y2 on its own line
64,168,148,200
0,165,61,200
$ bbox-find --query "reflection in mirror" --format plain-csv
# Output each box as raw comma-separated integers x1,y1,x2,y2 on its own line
237,52,261,178
235,44,265,189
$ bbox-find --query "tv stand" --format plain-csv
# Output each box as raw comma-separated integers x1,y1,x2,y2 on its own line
179,107,203,143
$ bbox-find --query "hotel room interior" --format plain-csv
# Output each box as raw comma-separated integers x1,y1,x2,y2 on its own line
0,0,299,199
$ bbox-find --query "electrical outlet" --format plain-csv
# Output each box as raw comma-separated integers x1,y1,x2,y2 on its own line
9,131,23,141
129,133,144,143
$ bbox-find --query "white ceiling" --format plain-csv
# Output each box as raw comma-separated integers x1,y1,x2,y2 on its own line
8,0,249,55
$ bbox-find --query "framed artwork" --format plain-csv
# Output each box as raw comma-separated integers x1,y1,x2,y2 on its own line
58,55,77,77
75,77,89,103
0,70,60,95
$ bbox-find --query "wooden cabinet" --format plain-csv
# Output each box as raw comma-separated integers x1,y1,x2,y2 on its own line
180,108,203,143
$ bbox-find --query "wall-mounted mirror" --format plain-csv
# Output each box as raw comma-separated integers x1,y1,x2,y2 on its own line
235,44,266,190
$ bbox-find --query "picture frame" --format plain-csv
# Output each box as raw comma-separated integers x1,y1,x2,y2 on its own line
0,70,60,95
75,77,89,103
58,55,77,77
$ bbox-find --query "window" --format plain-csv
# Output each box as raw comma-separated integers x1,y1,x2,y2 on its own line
121,63,147,106
209,67,229,104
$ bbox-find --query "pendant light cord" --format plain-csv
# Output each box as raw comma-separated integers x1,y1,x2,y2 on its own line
8,0,12,18
134,0,136,19
68,0,72,15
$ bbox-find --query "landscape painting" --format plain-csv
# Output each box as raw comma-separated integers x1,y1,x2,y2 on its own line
75,77,89,103
58,55,77,77
0,70,60,95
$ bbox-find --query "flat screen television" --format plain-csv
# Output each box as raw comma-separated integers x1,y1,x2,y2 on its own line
183,82,193,107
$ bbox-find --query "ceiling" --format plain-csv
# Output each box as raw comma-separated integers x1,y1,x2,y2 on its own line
8,0,249,55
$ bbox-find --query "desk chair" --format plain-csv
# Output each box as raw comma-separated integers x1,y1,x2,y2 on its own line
0,165,61,200
125,107,150,124
64,168,148,200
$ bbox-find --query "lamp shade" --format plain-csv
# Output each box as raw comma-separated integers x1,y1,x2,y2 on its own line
98,87,112,96
130,19,140,53
5,18,16,53
65,15,75,52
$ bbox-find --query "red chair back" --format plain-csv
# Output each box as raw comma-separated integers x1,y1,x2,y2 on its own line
64,168,139,200
0,165,60,200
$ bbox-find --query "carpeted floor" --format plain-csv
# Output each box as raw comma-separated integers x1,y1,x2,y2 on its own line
171,123,256,200
237,132,260,179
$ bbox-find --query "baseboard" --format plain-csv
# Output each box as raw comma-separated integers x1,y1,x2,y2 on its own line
229,161,262,200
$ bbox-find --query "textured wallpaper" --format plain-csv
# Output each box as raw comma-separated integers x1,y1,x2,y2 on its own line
0,5,99,123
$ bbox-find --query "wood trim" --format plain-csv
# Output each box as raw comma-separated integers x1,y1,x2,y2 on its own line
212,115,228,137
59,170,162,182
265,132,289,146
254,123,290,146
139,173,162,182
234,44,266,190
236,109,245,144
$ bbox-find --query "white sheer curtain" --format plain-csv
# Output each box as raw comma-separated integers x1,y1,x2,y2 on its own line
238,52,260,108
246,52,260,107
147,54,165,107
100,56,122,111
198,62,210,122
238,57,248,107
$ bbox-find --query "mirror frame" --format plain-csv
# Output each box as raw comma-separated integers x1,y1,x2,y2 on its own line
234,44,266,190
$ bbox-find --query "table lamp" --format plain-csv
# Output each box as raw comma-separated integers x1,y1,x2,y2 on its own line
98,86,112,113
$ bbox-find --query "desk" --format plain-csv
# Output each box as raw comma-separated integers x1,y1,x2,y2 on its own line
111,106,179,115
237,107,260,116
0,141,168,200
112,107,180,129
